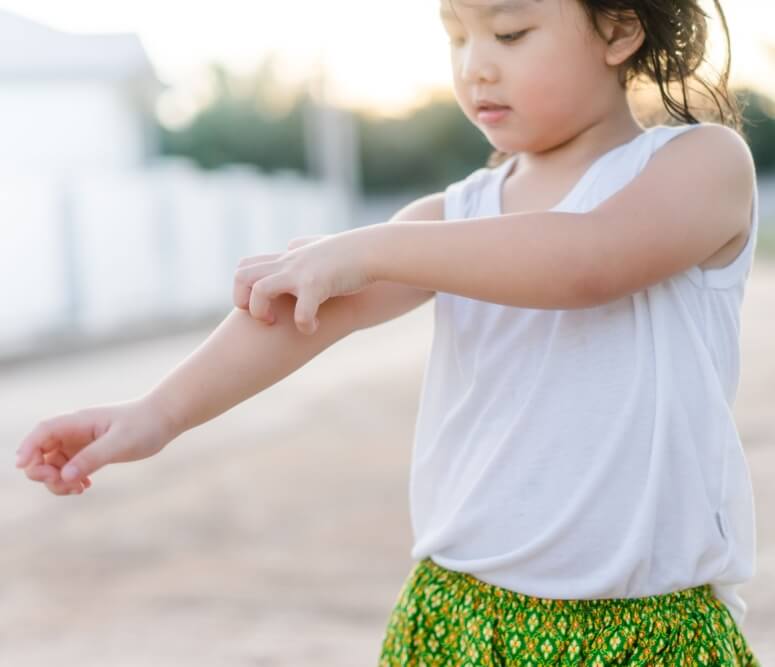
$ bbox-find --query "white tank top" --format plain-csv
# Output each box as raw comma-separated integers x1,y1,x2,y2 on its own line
409,123,759,628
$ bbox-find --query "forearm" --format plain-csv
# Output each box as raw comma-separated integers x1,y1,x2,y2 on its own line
141,293,355,439
364,212,600,310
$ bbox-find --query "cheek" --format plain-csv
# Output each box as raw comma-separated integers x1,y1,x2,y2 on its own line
451,70,478,116
517,43,598,120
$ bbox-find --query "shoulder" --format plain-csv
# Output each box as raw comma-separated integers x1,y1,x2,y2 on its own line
442,165,502,219
659,123,755,224
630,122,756,238
585,122,757,300
388,191,446,223
443,166,492,196
389,165,495,224
664,122,754,170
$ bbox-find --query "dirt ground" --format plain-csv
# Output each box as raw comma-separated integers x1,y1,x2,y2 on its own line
3,262,774,666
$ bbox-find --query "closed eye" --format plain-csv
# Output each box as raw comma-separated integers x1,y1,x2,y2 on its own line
496,30,529,43
447,29,530,48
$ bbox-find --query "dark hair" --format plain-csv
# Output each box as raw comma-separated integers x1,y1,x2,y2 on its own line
478,0,744,168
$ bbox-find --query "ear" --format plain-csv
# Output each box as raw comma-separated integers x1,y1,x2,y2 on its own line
598,9,646,68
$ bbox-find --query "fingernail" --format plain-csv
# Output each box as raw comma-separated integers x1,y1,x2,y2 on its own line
61,464,79,482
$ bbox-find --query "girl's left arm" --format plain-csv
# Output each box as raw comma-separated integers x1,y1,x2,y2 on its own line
368,123,754,309
240,124,753,334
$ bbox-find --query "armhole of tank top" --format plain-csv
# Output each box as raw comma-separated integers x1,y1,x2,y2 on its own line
441,168,489,301
444,180,465,221
444,167,489,221
646,124,758,290
685,167,759,290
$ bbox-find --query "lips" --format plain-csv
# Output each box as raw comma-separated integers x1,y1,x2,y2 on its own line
476,106,511,124
475,100,510,111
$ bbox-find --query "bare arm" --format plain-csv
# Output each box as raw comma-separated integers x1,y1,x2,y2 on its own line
143,295,356,439
14,191,449,496
347,192,443,331
142,191,445,440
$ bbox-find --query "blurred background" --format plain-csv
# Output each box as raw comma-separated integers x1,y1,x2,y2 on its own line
1,1,773,665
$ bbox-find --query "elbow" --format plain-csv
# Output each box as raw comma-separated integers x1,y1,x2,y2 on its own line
569,263,611,309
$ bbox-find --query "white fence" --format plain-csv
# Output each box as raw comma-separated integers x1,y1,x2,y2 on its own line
0,158,351,359
2,161,772,363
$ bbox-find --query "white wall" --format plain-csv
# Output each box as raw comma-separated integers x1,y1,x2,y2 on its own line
0,159,350,357
0,81,147,175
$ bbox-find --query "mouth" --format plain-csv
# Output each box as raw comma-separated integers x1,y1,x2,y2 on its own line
476,103,511,111
476,105,511,124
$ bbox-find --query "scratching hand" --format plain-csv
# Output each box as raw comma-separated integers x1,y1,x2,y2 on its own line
232,230,374,335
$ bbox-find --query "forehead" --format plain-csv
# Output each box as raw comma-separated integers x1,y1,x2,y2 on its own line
439,0,538,21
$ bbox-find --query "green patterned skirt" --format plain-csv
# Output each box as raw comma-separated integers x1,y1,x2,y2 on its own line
378,557,760,666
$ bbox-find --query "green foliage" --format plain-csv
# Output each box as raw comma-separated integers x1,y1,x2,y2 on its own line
159,61,310,173
756,218,775,258
355,95,492,195
157,60,775,196
738,87,775,173
157,60,493,194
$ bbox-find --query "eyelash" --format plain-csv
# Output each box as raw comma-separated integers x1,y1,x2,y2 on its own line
497,30,528,42
448,30,528,47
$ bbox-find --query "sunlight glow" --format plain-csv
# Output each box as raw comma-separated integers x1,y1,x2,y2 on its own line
0,0,771,117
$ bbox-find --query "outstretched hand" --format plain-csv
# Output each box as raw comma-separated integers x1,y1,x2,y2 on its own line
15,398,177,496
232,230,375,335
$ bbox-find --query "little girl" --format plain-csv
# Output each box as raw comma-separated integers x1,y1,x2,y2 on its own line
16,0,763,664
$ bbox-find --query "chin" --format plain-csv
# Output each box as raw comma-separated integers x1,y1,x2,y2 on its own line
483,134,521,154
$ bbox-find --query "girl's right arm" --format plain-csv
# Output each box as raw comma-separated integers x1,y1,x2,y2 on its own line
16,191,445,494
15,296,358,494
148,190,444,435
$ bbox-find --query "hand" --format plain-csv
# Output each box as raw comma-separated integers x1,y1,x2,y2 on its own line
233,230,374,335
231,236,322,324
15,397,177,496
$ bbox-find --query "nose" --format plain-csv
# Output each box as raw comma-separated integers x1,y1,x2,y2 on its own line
459,41,498,84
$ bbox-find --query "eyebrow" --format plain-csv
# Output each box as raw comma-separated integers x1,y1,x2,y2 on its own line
439,0,533,20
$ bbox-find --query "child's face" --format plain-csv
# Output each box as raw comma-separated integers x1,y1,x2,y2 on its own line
440,0,619,153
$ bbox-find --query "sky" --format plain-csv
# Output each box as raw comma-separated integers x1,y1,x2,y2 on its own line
2,0,773,122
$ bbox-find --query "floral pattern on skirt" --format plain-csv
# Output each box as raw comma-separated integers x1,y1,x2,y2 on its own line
378,557,761,666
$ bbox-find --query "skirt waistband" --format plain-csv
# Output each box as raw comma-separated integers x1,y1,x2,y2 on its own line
419,557,719,621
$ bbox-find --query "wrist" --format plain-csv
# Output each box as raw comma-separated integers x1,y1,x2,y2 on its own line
359,221,390,283
138,390,187,443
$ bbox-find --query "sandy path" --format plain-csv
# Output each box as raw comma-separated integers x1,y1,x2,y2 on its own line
2,262,774,666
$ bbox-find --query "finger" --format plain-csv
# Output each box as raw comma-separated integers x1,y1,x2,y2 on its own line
46,450,92,489
45,449,68,467
23,450,83,492
249,274,292,323
59,425,123,484
23,451,51,482
233,270,251,310
233,262,276,311
237,253,281,269
24,463,83,495
40,471,85,494
294,290,322,335
25,462,61,483
16,422,62,469
16,412,98,469
44,477,86,496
